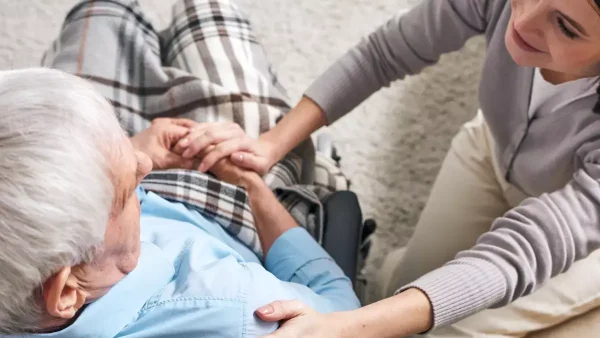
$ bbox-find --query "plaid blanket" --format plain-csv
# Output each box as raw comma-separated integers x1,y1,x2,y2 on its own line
42,0,349,256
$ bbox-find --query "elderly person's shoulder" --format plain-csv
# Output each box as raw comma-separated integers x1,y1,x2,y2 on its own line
0,69,251,337
0,69,248,337
0,68,359,338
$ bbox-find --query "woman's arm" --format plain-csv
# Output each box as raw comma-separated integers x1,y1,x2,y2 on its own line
303,0,496,125
258,97,328,172
256,288,432,338
179,0,499,173
398,144,600,328
263,0,498,159
257,140,600,337
349,289,432,337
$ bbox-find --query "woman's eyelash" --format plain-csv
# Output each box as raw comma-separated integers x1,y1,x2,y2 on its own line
557,17,578,39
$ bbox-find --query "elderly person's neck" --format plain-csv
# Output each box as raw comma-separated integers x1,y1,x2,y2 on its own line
38,309,83,333
38,244,142,332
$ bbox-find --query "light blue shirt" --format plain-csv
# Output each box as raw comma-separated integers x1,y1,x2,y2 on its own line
30,188,359,338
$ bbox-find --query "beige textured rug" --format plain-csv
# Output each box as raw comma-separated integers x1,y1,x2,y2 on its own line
0,0,485,301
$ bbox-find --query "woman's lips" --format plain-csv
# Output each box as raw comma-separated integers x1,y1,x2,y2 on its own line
512,24,545,53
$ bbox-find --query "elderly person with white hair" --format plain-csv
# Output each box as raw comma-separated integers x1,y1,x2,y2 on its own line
0,0,366,335
0,68,359,337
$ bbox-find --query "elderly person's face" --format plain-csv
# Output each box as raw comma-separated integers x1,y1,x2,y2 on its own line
41,141,152,325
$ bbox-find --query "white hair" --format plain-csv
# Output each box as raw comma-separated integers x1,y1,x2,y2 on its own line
0,68,125,333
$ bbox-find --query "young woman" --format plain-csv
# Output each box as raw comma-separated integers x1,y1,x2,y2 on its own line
178,0,600,336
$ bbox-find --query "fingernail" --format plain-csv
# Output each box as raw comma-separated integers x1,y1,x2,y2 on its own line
238,154,244,162
257,305,273,315
179,138,189,146
198,163,206,172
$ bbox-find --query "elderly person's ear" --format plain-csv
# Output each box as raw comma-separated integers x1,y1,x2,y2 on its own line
42,267,88,319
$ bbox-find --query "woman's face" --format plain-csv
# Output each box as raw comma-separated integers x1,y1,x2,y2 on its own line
507,0,600,77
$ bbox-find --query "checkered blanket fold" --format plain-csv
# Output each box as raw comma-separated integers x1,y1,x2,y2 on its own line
42,0,349,256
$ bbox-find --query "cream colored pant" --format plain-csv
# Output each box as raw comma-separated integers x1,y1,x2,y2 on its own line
378,112,600,337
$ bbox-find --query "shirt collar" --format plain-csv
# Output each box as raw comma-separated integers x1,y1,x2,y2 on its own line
35,242,174,338
136,185,147,201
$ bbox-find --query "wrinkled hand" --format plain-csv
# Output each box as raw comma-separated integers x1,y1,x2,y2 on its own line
184,141,259,188
173,121,279,175
255,301,349,338
130,118,195,170
209,155,258,188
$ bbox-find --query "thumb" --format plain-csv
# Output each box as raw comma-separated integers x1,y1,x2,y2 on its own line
157,149,195,170
168,118,199,129
165,124,191,146
230,152,270,175
255,300,310,322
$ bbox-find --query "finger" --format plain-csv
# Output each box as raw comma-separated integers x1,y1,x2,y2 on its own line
176,124,243,155
163,125,192,154
181,128,246,159
173,134,195,154
179,130,235,158
230,152,269,175
183,121,228,132
180,122,242,147
255,300,309,322
156,150,195,170
166,124,191,140
199,138,251,172
172,133,193,155
195,128,244,154
168,118,201,129
179,157,197,170
189,122,242,134
261,325,304,338
175,121,245,154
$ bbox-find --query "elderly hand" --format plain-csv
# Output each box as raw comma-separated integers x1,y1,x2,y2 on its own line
130,118,195,170
255,301,350,338
173,121,279,176
185,140,260,188
209,155,260,188
132,118,261,187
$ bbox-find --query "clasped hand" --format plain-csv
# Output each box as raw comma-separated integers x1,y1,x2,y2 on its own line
130,118,276,186
131,118,337,337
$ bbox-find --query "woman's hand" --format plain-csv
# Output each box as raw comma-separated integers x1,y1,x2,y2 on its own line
173,97,329,175
255,301,351,338
174,121,280,175
255,289,434,338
